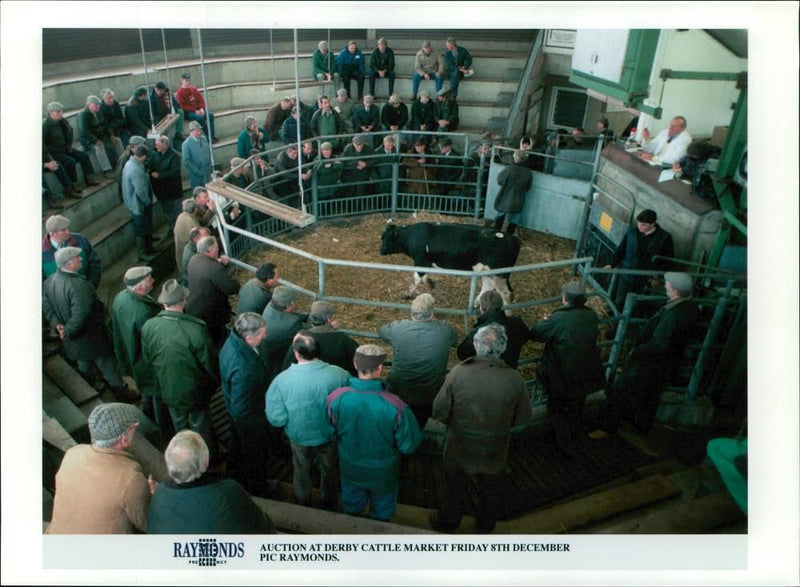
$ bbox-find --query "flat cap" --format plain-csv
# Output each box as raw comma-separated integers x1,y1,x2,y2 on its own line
310,300,335,321
86,95,101,105
124,266,153,286
188,121,203,131
129,135,147,146
665,272,693,293
354,344,387,373
158,278,189,305
88,403,139,445
180,72,192,79
272,285,298,306
563,281,586,296
46,214,71,233
47,101,64,113
54,246,81,267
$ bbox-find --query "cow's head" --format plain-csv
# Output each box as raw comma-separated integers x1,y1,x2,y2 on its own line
379,224,401,255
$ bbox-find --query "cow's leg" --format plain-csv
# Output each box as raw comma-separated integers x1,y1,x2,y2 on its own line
409,271,423,297
495,275,514,313
473,263,493,308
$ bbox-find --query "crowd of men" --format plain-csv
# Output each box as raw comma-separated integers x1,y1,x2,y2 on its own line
42,35,705,535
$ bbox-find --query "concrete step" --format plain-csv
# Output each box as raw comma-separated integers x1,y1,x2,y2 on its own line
42,177,119,235
42,411,79,452
44,355,100,406
43,374,89,441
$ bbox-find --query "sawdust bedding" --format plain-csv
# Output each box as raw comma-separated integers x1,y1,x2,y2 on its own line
231,212,608,382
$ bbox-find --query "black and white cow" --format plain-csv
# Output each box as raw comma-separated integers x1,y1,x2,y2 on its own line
379,222,521,304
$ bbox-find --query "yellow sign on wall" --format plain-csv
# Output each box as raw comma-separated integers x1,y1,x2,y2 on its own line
599,211,613,234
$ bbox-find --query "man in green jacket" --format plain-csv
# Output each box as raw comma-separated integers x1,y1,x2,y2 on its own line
312,40,339,86
111,266,169,433
141,279,218,455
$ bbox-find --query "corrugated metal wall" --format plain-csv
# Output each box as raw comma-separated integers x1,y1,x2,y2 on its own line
43,29,192,64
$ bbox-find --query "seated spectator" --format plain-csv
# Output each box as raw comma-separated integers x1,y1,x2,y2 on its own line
315,141,343,200
42,161,70,208
42,214,102,287
149,81,184,142
279,106,310,144
410,91,435,145
404,138,436,194
337,40,365,100
327,344,422,522
434,88,459,134
282,301,359,375
100,88,129,147
372,134,400,194
341,134,374,197
262,285,308,380
265,97,293,142
47,403,153,534
272,143,309,204
368,38,396,98
458,290,530,369
332,89,355,134
147,430,276,534
238,262,280,315
175,73,217,142
237,115,266,159
125,86,153,139
435,137,464,195
43,101,101,191
76,95,123,178
378,292,458,427
267,331,351,509
381,94,409,135
228,157,251,189
312,40,340,86
310,94,344,151
412,41,444,100
640,116,692,165
351,94,380,137
443,37,474,98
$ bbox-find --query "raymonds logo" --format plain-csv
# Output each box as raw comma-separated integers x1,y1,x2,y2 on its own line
173,538,245,567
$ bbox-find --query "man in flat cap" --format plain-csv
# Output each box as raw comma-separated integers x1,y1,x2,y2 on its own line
590,272,698,438
42,214,102,287
43,247,136,402
142,279,218,454
125,86,153,138
47,403,154,534
282,300,360,375
182,120,213,190
149,134,183,237
605,208,675,310
115,135,148,203
430,323,532,533
111,266,170,433
122,144,157,262
529,282,605,455
76,94,122,178
312,40,339,87
434,87,459,135
181,226,212,286
147,430,275,534
457,289,530,369
43,101,101,196
341,133,375,197
435,136,464,196
327,343,422,522
262,285,309,380
185,236,239,347
267,330,351,508
175,72,217,142
238,262,280,315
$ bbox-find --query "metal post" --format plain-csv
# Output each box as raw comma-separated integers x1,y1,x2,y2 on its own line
318,260,326,298
606,291,637,383
293,29,307,216
161,29,175,115
138,29,156,134
269,29,276,91
196,30,215,172
474,148,486,221
686,280,735,398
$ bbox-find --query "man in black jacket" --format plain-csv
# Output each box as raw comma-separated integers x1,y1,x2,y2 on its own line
458,290,529,369
149,135,183,236
368,38,396,97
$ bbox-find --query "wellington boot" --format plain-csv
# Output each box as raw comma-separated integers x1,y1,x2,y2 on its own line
136,236,157,262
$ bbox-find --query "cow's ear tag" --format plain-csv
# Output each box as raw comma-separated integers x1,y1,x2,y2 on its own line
495,232,505,238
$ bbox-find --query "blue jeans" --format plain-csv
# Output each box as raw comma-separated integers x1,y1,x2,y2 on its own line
185,110,215,140
341,480,399,521
447,69,465,97
412,73,443,98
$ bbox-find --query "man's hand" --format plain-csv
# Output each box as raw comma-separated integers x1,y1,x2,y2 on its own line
148,475,159,495
219,255,230,266
56,324,66,340
357,160,367,170
44,161,59,171
642,128,651,141
640,153,654,161
150,171,159,179
95,140,104,149
229,206,241,220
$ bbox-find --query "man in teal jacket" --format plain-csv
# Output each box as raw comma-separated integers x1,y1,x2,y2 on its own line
327,344,422,522
141,279,218,455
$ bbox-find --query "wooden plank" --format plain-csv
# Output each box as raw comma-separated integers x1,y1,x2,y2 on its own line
253,497,437,535
598,492,746,534
152,113,179,136
505,474,682,534
207,180,316,227
42,350,96,404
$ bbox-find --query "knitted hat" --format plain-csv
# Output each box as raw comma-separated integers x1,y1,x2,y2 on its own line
88,402,139,445
353,344,386,373
665,272,693,293
158,278,189,305
54,246,82,267
310,300,335,322
272,285,297,306
46,214,71,233
124,266,153,286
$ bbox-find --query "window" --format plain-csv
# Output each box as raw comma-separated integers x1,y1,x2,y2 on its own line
547,86,588,130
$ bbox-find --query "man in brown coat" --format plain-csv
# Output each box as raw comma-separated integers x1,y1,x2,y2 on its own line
185,235,239,346
430,323,532,533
